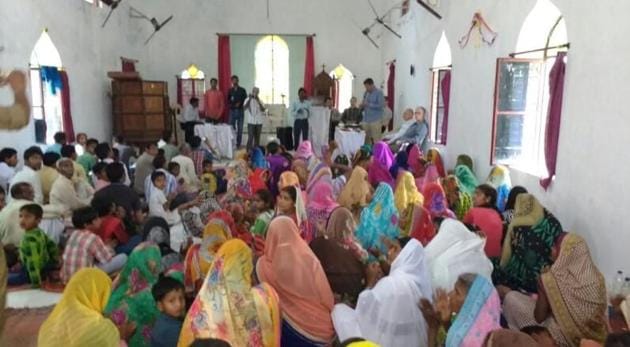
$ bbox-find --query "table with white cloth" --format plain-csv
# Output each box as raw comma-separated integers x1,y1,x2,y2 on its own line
334,127,366,158
309,106,331,157
194,123,234,159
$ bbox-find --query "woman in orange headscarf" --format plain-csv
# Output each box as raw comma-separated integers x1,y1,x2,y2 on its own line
256,216,335,346
183,219,231,294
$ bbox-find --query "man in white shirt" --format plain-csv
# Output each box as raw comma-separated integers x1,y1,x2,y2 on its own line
0,182,35,246
50,158,92,215
171,144,199,191
383,108,415,144
10,146,44,204
182,97,201,144
245,87,266,150
0,147,18,192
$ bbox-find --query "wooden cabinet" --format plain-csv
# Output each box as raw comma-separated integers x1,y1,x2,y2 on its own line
111,79,170,144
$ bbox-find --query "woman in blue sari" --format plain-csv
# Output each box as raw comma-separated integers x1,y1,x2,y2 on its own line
420,273,501,347
355,183,400,255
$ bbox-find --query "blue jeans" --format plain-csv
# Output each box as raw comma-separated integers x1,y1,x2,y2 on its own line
294,118,309,146
114,234,143,255
230,109,244,147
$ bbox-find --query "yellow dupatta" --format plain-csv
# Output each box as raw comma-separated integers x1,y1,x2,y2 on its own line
337,166,371,210
184,219,231,292
38,268,119,347
394,171,424,236
179,239,280,346
499,193,544,267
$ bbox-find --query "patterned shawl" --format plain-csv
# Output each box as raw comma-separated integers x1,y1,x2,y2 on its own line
446,275,501,347
417,164,440,192
497,194,563,293
442,175,473,220
454,165,478,196
337,166,371,211
256,216,335,341
485,329,537,347
427,148,446,177
356,183,400,254
184,219,231,293
105,243,162,347
541,233,607,346
486,165,512,212
422,182,456,219
324,206,368,262
220,160,252,207
179,239,281,347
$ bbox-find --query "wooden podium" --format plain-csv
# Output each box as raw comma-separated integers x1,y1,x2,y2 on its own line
111,79,170,144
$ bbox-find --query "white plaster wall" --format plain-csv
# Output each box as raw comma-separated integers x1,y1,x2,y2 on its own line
385,0,630,278
127,0,384,108
0,0,143,151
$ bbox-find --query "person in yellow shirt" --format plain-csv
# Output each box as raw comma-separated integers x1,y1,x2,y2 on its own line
40,153,60,204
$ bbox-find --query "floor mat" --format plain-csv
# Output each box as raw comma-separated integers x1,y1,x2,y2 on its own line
1,306,53,347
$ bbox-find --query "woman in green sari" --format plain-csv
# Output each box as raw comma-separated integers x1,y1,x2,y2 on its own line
105,243,162,347
454,165,478,196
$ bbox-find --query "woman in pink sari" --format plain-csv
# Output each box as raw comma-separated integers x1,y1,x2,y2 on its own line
420,273,501,347
407,144,424,178
306,176,339,238
422,182,456,220
416,164,441,192
368,141,394,188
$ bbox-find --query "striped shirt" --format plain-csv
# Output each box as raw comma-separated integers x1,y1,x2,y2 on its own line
61,229,114,283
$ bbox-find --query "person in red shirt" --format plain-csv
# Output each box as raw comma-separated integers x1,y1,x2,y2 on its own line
204,78,225,123
463,184,504,260
95,202,142,255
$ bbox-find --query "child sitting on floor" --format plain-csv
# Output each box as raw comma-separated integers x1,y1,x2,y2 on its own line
92,162,110,192
61,206,127,283
151,275,186,347
249,189,275,257
96,202,142,255
18,204,59,287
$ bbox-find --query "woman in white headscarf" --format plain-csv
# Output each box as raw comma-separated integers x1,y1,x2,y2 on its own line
424,219,493,291
332,238,432,347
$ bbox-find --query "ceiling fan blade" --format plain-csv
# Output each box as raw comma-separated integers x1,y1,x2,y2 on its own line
362,32,379,49
156,15,174,30
366,0,380,18
144,30,158,45
380,21,402,38
101,7,115,28
416,0,442,19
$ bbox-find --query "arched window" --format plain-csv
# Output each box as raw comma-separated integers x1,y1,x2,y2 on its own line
255,35,289,106
429,31,452,144
177,64,206,111
330,64,354,111
491,0,568,175
30,30,64,144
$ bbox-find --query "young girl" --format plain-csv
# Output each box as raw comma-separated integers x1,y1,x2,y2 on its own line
463,184,503,260
250,189,275,257
276,186,311,242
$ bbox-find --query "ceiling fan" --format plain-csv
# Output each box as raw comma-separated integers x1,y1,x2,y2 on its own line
358,0,402,49
101,0,123,28
129,7,174,45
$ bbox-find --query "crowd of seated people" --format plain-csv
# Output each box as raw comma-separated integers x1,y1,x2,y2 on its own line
0,125,628,347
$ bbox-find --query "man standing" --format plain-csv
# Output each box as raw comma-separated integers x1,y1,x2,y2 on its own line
204,78,225,124
291,87,312,146
325,96,341,142
245,87,266,150
227,75,247,148
361,78,385,145
182,97,201,144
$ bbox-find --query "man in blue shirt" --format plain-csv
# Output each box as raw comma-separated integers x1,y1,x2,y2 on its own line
227,75,247,148
361,78,385,145
291,87,312,146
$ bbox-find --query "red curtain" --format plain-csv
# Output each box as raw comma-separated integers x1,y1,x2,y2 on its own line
440,70,451,144
387,61,396,130
176,78,183,106
59,70,75,142
304,36,315,96
218,35,232,122
540,52,567,190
